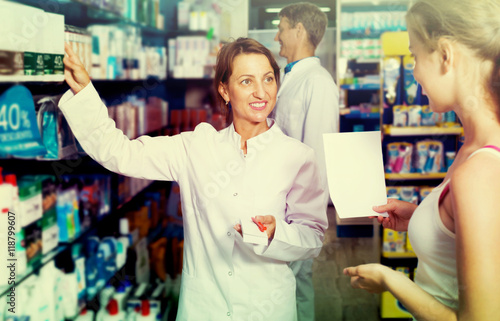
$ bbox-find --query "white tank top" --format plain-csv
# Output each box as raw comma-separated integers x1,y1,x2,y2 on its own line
408,146,500,310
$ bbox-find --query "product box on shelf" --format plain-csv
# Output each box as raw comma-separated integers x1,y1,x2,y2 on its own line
43,13,65,79
171,36,211,78
169,108,208,133
87,24,167,80
106,95,168,138
419,187,433,201
0,86,47,159
126,205,151,238
382,229,406,254
17,176,44,265
56,181,81,243
65,25,93,76
61,174,111,225
414,140,444,174
383,56,403,111
403,55,418,105
33,94,80,160
146,96,169,133
38,175,59,255
18,177,43,228
24,218,43,267
387,186,419,204
0,1,25,77
0,2,65,82
386,142,413,174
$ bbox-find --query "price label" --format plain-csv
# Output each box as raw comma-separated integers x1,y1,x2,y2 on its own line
0,85,46,157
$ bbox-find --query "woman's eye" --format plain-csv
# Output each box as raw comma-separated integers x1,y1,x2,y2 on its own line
241,79,250,85
265,77,274,83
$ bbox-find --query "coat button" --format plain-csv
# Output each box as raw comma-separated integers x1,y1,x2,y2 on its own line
227,312,231,316
228,271,232,276
233,193,238,196
227,232,231,236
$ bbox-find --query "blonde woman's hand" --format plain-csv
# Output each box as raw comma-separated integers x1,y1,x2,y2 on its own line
63,43,90,94
343,263,394,294
373,198,417,232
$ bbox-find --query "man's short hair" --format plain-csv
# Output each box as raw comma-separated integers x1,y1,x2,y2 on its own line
279,2,328,48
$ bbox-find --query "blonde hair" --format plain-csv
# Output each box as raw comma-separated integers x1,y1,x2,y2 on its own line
406,0,500,106
279,2,327,48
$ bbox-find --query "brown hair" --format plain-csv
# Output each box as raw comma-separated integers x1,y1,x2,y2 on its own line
214,38,280,117
407,0,500,113
279,2,327,48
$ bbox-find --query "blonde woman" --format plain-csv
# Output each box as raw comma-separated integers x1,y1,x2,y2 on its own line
344,0,500,320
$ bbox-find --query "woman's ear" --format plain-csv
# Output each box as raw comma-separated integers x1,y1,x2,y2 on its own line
218,82,229,102
437,38,454,73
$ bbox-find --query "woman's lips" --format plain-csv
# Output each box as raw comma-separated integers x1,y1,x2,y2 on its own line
250,102,267,110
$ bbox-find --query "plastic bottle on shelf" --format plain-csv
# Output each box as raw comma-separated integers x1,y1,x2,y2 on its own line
0,170,19,287
114,284,128,312
119,217,133,243
96,298,124,321
136,300,156,321
106,299,126,321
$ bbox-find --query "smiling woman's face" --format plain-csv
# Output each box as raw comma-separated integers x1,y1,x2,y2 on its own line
219,53,278,127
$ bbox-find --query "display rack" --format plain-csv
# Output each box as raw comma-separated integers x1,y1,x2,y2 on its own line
337,0,411,132
0,1,220,319
336,0,411,236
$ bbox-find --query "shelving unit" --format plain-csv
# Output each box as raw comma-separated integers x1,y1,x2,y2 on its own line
0,0,229,319
337,0,411,134
382,251,417,259
383,125,463,136
336,0,411,236
385,172,447,180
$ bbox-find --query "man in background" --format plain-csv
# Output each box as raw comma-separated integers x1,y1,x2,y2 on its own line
272,2,339,320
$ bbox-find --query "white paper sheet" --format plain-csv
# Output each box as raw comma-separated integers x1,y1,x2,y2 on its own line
323,131,388,218
241,217,269,245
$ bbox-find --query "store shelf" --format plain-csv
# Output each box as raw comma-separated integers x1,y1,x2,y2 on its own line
383,125,463,136
11,0,167,34
385,173,446,180
340,83,380,90
0,175,155,300
0,75,65,83
341,0,410,6
382,251,417,259
343,111,380,120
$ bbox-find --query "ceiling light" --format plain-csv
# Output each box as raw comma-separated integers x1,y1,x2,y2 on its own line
265,8,281,13
265,7,331,14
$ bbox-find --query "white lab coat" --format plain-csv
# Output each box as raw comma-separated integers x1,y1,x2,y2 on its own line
58,83,328,321
272,56,339,190
272,57,339,321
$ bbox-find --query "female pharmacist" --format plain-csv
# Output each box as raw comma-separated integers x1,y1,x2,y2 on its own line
344,0,500,320
61,38,328,320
